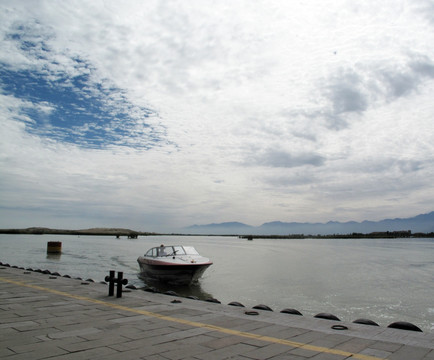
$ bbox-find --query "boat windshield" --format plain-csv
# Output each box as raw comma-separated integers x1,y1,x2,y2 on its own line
145,245,198,257
172,246,186,255
157,246,171,256
183,246,199,255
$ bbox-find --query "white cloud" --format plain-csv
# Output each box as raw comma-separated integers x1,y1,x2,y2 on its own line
1,0,434,230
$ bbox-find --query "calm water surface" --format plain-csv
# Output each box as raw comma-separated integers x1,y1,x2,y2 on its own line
1,234,433,332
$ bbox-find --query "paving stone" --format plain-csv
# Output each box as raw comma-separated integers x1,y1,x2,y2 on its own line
204,315,253,327
194,343,259,360
7,342,69,358
0,320,39,329
309,333,351,349
0,266,433,360
0,327,61,346
279,327,311,339
422,349,434,359
233,320,277,332
289,330,333,344
370,340,403,352
47,326,101,339
243,343,295,359
145,355,180,360
309,353,348,359
0,347,15,357
105,326,152,340
267,353,310,360
0,328,19,343
46,345,118,360
108,330,180,352
387,345,431,360
288,346,321,358
108,341,184,359
360,347,393,358
202,335,245,349
158,343,212,360
108,314,148,323
250,324,294,338
58,334,128,353
176,333,216,345
334,336,375,353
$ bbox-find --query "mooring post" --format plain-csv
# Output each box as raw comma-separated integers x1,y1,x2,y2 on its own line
116,271,125,298
105,270,128,298
105,270,115,296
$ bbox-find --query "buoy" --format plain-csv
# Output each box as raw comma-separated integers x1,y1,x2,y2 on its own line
252,304,273,311
228,301,245,307
314,313,340,321
387,321,422,332
280,308,303,316
353,318,379,326
47,241,62,254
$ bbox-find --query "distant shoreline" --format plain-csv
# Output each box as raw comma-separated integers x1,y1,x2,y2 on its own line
0,227,152,237
1,227,434,239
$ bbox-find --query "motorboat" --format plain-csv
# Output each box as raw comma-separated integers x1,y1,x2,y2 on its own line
137,245,212,285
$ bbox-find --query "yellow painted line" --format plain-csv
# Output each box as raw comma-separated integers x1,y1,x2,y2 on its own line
0,275,383,360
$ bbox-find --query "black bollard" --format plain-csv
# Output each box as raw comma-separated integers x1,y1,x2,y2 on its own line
105,270,128,298
105,270,116,296
116,272,123,298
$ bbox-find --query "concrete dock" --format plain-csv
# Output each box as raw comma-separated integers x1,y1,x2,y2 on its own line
1,265,433,360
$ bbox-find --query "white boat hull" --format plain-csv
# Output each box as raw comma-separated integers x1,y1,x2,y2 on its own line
137,245,212,285
137,260,211,285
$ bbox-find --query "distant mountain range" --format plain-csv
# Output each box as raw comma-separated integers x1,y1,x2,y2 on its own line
185,211,434,235
2,212,433,236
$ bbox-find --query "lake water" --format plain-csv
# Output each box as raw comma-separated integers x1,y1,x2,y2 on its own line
1,234,433,332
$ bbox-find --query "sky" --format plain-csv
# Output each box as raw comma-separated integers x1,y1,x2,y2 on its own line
1,0,434,232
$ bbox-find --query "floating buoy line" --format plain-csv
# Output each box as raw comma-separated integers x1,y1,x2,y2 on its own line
0,261,424,333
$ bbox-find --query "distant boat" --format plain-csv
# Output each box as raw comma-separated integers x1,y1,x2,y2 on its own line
137,245,212,285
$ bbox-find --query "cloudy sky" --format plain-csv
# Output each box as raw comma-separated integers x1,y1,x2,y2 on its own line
1,0,434,232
